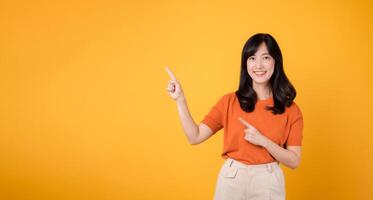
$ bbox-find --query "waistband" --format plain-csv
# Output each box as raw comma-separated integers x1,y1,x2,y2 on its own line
226,157,280,173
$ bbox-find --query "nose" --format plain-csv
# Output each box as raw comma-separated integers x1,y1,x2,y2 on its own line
254,59,264,70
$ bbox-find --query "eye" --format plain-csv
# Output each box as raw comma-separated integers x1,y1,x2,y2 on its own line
248,57,255,61
264,56,271,60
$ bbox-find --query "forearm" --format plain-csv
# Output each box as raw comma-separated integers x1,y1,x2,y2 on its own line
175,97,199,144
264,140,300,169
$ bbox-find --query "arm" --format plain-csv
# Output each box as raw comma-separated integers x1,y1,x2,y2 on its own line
239,117,302,169
166,67,214,145
176,97,215,145
263,141,302,169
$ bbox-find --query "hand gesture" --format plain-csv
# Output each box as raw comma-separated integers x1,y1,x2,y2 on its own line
165,67,185,101
239,117,269,147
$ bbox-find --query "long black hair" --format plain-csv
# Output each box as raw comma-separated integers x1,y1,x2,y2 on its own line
235,33,296,114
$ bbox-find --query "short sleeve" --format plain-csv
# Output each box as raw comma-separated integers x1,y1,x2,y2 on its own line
285,104,304,146
201,94,227,133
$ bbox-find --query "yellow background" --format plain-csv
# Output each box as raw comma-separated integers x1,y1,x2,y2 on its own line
1,0,372,199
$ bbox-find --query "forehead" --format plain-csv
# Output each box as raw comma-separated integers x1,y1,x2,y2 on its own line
254,42,269,55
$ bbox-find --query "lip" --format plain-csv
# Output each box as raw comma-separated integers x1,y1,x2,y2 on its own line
254,71,267,76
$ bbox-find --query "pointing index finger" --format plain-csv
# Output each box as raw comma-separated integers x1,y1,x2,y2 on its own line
239,117,253,128
165,66,177,80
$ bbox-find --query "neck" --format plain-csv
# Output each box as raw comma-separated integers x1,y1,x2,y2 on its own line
253,82,272,100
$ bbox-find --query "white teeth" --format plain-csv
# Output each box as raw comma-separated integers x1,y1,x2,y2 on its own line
254,71,266,75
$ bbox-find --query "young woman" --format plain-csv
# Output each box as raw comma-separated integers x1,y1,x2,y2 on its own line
166,33,304,200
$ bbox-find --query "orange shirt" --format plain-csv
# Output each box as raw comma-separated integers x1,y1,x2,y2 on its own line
201,92,304,165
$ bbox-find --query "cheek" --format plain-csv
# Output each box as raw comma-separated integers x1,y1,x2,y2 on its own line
246,66,255,76
265,62,275,73
246,62,255,71
265,68,274,78
268,66,275,74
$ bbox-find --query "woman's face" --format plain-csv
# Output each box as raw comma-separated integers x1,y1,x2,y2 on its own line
246,42,275,85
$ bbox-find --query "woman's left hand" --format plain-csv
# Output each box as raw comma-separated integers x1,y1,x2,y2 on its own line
239,117,269,147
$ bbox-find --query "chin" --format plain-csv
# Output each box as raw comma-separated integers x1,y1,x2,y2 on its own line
252,78,270,84
254,81,270,85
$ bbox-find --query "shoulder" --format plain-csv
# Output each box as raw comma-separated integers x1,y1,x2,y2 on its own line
222,91,236,99
287,101,303,123
288,101,302,112
218,91,236,103
213,91,236,108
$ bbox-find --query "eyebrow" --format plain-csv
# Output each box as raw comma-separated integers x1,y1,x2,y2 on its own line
250,53,270,56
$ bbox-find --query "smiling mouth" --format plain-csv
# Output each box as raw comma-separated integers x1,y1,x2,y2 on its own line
254,71,267,76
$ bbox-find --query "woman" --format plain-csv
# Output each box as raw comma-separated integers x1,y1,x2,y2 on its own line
165,33,303,200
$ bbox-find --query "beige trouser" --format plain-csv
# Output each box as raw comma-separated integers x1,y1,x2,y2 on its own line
213,158,285,200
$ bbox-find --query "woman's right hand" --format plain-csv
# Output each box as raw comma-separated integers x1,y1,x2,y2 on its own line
165,67,185,102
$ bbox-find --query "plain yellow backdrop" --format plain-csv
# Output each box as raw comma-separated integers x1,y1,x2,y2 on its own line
1,0,372,199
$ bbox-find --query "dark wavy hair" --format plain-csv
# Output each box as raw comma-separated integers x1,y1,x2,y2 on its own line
235,33,296,115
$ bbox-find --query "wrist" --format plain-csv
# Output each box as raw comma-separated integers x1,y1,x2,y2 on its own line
263,138,271,148
176,95,186,103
